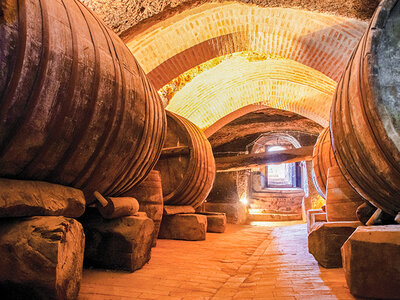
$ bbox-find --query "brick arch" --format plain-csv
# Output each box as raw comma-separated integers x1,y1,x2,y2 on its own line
204,104,269,138
166,56,336,129
125,3,368,90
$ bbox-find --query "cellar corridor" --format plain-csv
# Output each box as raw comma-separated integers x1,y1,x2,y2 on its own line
79,222,353,300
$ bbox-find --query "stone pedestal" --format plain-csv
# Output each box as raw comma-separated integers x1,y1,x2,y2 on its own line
306,209,326,233
158,213,207,240
308,221,360,268
0,216,85,300
198,212,226,233
81,209,154,272
163,205,195,215
0,178,85,218
204,202,247,224
342,225,400,299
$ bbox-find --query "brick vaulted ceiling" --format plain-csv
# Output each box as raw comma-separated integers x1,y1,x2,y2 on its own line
83,1,370,130
165,55,336,129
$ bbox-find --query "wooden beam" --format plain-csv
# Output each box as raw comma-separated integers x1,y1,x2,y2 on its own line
159,146,190,158
215,145,314,172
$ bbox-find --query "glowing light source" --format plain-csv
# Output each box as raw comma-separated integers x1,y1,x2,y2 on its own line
240,195,248,205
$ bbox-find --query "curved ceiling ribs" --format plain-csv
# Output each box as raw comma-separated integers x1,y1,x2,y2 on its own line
166,56,336,129
124,3,367,129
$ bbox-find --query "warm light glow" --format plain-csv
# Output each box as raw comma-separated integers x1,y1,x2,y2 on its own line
159,52,283,101
240,196,248,205
124,3,366,132
166,56,336,129
312,195,326,209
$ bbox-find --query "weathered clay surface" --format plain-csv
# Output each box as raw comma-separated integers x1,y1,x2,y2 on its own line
205,202,247,224
0,178,86,218
80,0,378,36
199,212,226,233
341,225,400,299
308,221,360,268
158,213,207,240
80,209,154,272
163,205,195,215
0,216,85,300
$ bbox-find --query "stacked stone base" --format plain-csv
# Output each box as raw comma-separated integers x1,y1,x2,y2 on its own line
0,216,85,300
81,209,154,272
306,208,327,233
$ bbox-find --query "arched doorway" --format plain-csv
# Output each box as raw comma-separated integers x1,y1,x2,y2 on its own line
245,132,308,220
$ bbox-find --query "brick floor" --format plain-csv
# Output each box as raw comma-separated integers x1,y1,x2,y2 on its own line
79,222,355,300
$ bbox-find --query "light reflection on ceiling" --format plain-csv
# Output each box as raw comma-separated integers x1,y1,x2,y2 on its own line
165,55,336,130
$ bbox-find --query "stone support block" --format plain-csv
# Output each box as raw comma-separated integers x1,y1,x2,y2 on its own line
0,178,85,218
308,221,360,268
158,213,207,241
341,225,400,299
198,212,226,233
0,216,85,299
81,210,154,272
307,208,325,233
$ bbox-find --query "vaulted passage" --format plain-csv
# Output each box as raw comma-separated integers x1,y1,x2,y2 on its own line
0,0,399,299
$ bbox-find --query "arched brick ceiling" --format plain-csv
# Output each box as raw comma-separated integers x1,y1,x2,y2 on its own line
208,106,322,152
125,3,367,89
166,56,336,129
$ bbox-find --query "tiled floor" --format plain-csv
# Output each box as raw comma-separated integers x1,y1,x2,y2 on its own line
79,221,355,300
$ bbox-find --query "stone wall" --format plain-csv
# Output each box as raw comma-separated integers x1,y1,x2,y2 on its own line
80,0,379,36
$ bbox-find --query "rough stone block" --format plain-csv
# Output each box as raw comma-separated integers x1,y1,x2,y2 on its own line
80,209,154,272
0,178,85,218
158,213,207,241
341,225,400,299
163,205,195,215
199,212,227,233
205,202,247,224
0,216,85,300
306,209,325,233
308,221,360,268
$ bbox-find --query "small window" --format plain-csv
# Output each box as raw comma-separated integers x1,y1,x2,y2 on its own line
264,145,301,188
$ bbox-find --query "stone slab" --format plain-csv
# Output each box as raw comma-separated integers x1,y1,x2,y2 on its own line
80,209,154,272
163,205,195,215
342,225,400,299
0,216,85,300
158,213,207,240
0,178,85,218
308,221,361,268
310,212,327,232
306,209,325,233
